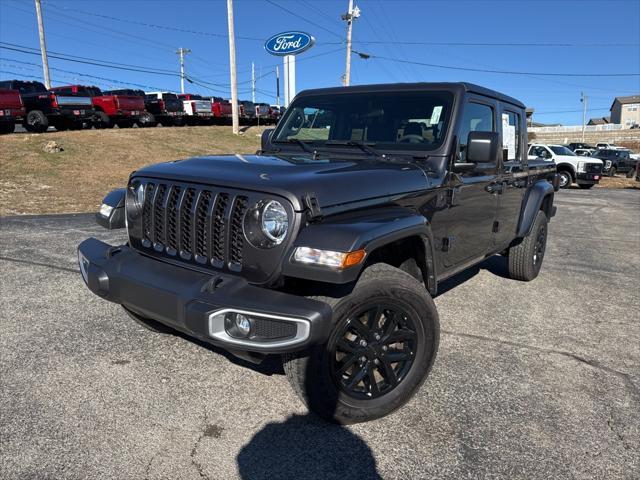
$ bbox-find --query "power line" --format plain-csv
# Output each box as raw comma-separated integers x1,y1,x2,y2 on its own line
0,42,177,74
330,40,640,47
263,0,345,40
535,107,610,115
43,0,264,41
354,51,640,77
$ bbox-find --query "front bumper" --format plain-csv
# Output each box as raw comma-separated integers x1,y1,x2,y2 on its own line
576,172,601,184
78,238,332,354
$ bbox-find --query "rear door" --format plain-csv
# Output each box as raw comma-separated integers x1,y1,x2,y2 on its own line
494,106,528,247
441,96,500,268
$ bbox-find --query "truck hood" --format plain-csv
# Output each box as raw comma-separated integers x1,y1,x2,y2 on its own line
556,154,603,165
133,154,429,212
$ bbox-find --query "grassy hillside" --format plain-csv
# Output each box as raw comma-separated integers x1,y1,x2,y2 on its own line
0,125,637,215
0,126,263,215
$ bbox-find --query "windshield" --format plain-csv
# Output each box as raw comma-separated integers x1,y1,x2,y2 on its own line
550,146,575,156
272,91,453,151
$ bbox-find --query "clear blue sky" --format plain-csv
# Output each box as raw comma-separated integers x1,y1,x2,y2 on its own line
1,0,639,125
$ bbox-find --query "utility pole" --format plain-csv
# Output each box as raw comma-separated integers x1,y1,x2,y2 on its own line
276,65,280,108
251,62,256,104
227,0,239,135
176,47,191,94
34,0,51,89
341,0,360,86
581,91,588,142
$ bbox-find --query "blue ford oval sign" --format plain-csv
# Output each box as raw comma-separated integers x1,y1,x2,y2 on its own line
264,31,315,56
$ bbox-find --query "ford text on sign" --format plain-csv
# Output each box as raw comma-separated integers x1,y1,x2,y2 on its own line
264,32,315,56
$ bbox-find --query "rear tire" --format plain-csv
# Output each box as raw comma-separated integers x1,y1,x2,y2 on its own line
122,306,174,334
93,111,112,129
283,263,439,424
24,110,48,133
137,112,156,128
609,167,616,177
508,210,548,281
0,121,15,134
116,120,133,129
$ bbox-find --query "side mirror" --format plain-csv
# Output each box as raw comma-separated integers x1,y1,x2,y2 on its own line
95,188,126,229
261,128,274,152
467,131,499,163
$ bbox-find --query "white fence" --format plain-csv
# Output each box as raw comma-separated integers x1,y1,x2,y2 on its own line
529,124,624,133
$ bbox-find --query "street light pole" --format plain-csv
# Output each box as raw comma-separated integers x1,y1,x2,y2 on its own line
34,0,51,89
341,0,360,86
227,0,239,135
176,47,191,94
581,92,588,142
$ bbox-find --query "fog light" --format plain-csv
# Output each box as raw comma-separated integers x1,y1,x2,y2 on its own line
235,314,251,336
222,312,253,338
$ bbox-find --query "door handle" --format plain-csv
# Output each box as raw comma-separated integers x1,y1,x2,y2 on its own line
485,182,504,194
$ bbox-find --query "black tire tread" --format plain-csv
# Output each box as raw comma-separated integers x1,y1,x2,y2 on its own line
282,263,439,424
508,210,547,281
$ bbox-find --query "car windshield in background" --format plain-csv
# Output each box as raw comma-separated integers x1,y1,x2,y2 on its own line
550,146,575,156
272,91,453,151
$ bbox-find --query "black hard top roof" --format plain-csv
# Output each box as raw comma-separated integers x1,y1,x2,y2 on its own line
295,82,525,109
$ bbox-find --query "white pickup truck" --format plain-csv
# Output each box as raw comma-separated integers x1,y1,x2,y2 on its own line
528,144,604,189
178,94,213,125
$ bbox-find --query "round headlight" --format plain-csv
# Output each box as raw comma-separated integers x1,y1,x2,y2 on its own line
260,200,289,244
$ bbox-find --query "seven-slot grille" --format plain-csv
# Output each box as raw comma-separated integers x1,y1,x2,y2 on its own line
585,163,603,174
138,181,248,270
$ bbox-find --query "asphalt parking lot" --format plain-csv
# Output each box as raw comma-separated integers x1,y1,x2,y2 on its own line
1,188,638,479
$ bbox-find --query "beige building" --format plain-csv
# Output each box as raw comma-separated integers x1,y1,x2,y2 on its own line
610,95,640,128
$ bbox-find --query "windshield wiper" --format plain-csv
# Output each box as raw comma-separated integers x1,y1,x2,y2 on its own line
274,138,316,154
325,140,386,158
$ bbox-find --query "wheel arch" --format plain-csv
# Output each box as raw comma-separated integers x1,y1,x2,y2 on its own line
556,162,576,181
282,208,438,295
516,180,554,238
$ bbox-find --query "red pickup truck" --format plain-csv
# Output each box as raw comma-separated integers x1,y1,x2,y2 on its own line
210,96,232,124
0,89,25,134
50,85,145,129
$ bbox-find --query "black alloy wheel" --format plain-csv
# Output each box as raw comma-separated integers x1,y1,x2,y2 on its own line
330,302,417,400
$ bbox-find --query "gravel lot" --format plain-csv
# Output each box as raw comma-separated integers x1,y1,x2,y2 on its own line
1,188,638,479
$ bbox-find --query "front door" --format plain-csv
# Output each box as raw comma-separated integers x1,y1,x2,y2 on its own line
442,98,500,269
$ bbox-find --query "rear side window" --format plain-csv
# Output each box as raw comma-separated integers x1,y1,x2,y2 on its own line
502,110,521,162
459,102,494,161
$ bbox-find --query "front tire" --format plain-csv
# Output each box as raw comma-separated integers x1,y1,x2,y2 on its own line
578,184,594,189
137,112,156,128
557,170,572,188
609,167,616,177
93,111,112,129
283,263,439,424
508,210,548,281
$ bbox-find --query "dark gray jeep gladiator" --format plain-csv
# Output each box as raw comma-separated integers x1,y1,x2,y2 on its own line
78,83,559,424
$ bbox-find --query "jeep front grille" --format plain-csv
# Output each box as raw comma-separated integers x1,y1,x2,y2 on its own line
138,181,249,270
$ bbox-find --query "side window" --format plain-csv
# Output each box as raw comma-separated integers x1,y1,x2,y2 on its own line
502,111,521,162
459,102,494,162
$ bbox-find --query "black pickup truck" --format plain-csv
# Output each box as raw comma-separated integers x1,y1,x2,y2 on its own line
0,79,94,132
78,83,558,424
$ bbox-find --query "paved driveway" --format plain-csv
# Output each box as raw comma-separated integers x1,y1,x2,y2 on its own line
1,188,638,479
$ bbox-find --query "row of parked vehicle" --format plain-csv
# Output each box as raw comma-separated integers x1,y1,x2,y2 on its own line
0,79,283,134
527,142,640,188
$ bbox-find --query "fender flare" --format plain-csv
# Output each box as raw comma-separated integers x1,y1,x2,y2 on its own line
516,180,554,238
282,207,438,294
555,161,576,180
